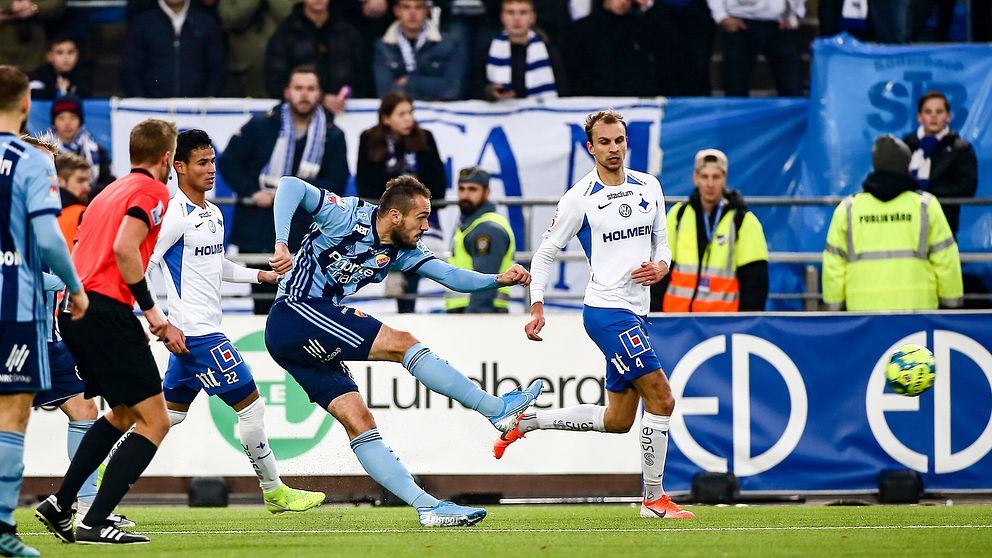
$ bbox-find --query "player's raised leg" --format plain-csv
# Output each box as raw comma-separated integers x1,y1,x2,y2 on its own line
369,323,542,432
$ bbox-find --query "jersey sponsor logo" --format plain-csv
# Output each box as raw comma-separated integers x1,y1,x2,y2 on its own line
151,200,165,226
49,184,59,198
602,225,651,243
619,204,632,218
620,326,651,358
208,220,216,233
303,339,342,363
611,352,630,374
373,253,391,268
353,223,370,235
210,341,244,373
0,251,22,267
194,244,224,256
328,251,376,283
606,190,634,201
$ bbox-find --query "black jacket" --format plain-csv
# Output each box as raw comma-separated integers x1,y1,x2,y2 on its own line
28,63,92,100
652,188,768,312
123,5,226,97
862,170,920,202
902,129,978,235
218,106,350,253
563,9,658,97
264,4,371,98
355,128,447,201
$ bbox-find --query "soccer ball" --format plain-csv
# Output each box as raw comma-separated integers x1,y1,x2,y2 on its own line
885,344,936,397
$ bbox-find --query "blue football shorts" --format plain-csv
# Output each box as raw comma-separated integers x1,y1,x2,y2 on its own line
163,332,258,406
582,305,662,393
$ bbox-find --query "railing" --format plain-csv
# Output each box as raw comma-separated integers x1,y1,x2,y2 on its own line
215,195,992,310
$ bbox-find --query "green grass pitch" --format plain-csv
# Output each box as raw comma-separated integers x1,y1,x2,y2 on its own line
16,503,992,557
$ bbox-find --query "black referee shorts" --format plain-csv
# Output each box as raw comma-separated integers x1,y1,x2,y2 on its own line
58,292,162,408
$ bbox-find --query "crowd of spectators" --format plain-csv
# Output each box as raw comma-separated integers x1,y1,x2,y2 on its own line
3,0,989,103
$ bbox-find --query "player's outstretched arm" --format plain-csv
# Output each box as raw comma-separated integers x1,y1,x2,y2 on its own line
222,258,271,284
32,213,87,320
495,263,531,287
42,271,65,292
414,258,502,292
273,176,323,246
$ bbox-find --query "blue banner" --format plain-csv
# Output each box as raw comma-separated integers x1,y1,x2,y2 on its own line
648,312,992,492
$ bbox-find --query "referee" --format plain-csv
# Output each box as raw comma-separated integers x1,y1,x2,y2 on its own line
36,119,176,546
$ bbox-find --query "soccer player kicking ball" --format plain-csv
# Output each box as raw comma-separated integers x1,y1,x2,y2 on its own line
145,130,325,513
494,110,695,520
267,174,542,527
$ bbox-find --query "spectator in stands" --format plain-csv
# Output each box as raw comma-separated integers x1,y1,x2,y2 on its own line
822,136,962,311
123,0,225,97
373,0,467,101
435,0,499,99
265,0,370,113
445,167,516,314
564,0,659,97
49,95,114,193
218,66,349,313
649,0,715,96
531,0,570,48
356,91,446,313
708,0,804,97
330,0,394,68
54,151,91,249
0,0,64,72
218,0,296,98
28,35,90,99
485,0,565,101
654,149,769,312
903,91,977,238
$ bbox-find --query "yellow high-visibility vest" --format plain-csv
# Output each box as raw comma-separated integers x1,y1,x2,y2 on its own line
445,212,515,311
822,191,963,310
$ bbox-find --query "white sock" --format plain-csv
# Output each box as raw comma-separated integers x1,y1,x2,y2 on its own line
517,404,607,434
167,409,187,426
641,412,670,502
236,398,281,492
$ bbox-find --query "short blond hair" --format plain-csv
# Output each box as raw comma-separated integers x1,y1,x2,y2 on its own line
20,133,59,156
583,109,627,143
129,119,178,166
55,151,91,180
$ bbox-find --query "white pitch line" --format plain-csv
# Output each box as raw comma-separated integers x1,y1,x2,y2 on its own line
22,525,992,536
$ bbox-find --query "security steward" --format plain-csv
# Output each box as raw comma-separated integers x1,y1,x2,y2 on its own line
445,167,516,313
823,135,963,311
656,149,769,312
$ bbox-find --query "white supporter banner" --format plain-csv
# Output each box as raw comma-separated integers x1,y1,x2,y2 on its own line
25,314,641,476
110,98,665,309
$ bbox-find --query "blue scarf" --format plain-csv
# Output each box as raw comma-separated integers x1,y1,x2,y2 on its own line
259,103,327,190
58,126,101,186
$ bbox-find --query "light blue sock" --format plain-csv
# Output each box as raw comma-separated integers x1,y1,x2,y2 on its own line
403,343,502,416
350,429,438,509
67,420,98,505
0,431,25,526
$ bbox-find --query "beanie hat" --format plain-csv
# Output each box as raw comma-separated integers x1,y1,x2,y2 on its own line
872,135,911,176
51,95,84,125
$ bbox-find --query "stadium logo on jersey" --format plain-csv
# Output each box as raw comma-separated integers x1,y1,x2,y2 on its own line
0,251,22,266
210,341,244,372
374,254,391,268
607,190,634,201
151,200,165,226
866,330,992,474
619,204,632,218
619,326,650,358
326,192,346,209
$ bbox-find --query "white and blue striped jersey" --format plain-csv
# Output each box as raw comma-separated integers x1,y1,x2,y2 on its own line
0,134,63,322
531,167,671,315
279,192,436,304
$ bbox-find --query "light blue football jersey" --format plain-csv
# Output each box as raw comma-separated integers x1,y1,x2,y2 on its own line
0,133,63,322
279,191,436,304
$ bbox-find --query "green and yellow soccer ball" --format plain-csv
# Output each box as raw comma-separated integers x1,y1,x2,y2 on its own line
886,344,936,397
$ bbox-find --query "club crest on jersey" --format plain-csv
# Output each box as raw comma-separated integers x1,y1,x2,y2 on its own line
209,341,244,372
326,192,346,209
619,204,632,218
354,309,367,318
638,196,651,213
151,200,165,226
374,253,391,268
